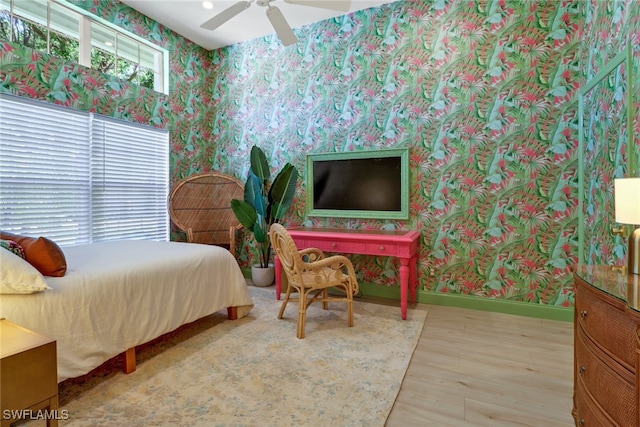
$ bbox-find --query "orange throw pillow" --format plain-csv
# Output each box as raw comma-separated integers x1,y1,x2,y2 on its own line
0,232,67,277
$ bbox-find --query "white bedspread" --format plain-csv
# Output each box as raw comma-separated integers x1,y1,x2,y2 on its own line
0,240,254,382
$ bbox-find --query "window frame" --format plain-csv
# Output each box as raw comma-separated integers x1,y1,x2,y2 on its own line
0,0,169,94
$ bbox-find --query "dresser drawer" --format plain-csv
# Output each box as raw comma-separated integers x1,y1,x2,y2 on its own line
576,327,637,426
574,375,616,427
575,282,640,372
365,242,398,256
301,239,366,254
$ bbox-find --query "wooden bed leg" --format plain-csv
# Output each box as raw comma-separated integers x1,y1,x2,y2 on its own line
227,306,238,320
123,347,136,374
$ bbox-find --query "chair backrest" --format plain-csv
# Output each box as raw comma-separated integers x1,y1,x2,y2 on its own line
269,223,304,286
169,173,244,248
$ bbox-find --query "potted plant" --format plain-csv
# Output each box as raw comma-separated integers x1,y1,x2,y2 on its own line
231,145,298,286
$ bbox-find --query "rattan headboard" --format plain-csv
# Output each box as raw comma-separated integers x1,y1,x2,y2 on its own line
168,173,244,256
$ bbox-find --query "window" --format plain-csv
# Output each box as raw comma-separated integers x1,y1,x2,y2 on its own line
0,0,167,94
0,94,169,246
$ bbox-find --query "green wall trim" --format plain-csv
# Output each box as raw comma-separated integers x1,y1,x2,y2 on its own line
357,282,574,323
244,273,574,322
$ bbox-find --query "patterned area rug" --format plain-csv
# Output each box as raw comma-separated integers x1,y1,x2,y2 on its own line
48,286,427,426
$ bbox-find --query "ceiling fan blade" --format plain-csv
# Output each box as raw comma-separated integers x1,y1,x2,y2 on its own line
200,1,252,31
283,0,351,12
266,6,298,46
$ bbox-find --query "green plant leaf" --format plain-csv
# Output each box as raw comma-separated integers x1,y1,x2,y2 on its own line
244,171,267,216
269,163,298,220
230,199,257,231
253,218,268,243
250,145,270,183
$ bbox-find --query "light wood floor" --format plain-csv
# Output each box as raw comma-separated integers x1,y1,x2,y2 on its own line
385,303,575,427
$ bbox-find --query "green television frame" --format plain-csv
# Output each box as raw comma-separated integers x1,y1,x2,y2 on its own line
305,148,410,220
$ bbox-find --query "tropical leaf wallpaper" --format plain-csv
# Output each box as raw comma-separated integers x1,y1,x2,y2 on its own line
579,0,640,269
1,0,638,309
207,0,584,308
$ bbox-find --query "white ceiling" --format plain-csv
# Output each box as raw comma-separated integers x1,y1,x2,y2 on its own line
119,0,396,51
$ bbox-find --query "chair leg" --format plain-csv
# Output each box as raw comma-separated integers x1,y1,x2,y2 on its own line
322,288,328,310
347,283,354,327
278,285,294,319
297,289,307,339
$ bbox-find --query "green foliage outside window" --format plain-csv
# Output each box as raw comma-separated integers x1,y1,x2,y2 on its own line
0,7,155,91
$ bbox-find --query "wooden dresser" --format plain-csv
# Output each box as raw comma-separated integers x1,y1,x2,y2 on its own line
573,265,640,426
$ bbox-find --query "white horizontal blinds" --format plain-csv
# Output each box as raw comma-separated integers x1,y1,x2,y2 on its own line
0,93,169,245
91,116,169,241
0,95,92,246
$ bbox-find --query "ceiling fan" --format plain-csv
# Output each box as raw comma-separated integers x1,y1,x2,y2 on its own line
200,0,352,46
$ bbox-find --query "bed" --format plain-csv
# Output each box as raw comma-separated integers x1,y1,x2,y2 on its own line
0,239,254,383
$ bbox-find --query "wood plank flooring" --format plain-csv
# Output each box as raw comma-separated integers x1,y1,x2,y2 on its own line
385,303,574,426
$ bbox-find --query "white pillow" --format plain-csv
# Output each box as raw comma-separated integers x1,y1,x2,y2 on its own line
1,248,50,294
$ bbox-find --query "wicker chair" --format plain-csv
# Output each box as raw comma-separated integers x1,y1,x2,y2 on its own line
269,223,359,339
169,173,244,257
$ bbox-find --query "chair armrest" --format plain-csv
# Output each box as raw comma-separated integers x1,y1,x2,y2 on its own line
298,247,325,262
303,254,359,295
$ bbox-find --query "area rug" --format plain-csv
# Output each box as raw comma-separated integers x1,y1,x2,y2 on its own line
48,286,427,427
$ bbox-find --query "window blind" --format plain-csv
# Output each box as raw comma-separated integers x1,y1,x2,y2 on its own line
91,116,169,241
0,94,169,245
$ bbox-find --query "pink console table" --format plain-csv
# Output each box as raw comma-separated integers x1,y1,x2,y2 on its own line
274,227,420,320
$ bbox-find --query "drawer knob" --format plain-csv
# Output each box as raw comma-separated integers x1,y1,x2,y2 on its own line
331,243,337,248
580,310,587,319
577,420,584,426
579,365,586,375
380,246,385,251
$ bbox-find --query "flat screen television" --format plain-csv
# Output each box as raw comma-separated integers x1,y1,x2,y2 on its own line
306,148,409,220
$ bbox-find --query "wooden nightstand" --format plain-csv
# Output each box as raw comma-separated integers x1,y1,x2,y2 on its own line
1,319,59,427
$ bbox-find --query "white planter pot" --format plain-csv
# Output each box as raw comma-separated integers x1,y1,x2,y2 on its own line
251,264,275,287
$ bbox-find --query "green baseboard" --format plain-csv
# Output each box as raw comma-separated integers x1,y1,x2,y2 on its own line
243,269,574,322
357,282,574,322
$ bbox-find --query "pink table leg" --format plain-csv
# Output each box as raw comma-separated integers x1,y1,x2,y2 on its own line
399,258,409,320
410,255,418,304
274,255,282,300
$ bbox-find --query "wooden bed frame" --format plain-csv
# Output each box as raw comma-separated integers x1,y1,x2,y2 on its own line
121,306,239,374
